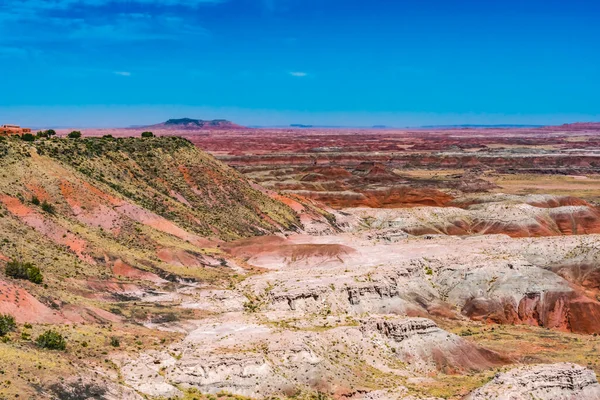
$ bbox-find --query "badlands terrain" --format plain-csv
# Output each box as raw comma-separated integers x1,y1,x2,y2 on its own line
2,122,600,399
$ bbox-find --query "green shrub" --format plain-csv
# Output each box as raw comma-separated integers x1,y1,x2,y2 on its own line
36,330,66,350
5,260,43,284
45,129,56,137
31,196,40,206
67,131,82,139
41,200,55,214
141,131,154,138
0,314,16,337
110,337,120,347
21,133,36,142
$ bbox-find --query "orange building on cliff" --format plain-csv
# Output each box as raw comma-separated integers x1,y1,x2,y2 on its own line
1,125,32,136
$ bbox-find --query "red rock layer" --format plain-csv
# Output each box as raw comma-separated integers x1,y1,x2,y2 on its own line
463,290,600,334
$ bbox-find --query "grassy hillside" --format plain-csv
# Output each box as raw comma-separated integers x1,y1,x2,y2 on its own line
0,135,306,397
0,134,301,285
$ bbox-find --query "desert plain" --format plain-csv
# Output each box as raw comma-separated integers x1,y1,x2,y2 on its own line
2,121,600,399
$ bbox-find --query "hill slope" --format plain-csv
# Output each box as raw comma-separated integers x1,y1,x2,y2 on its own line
0,135,302,318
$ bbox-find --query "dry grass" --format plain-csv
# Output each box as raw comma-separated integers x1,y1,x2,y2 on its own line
490,173,600,202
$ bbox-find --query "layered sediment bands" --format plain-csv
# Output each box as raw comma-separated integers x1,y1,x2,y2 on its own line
293,187,454,208
461,291,600,334
354,201,600,238
465,363,600,400
220,153,600,171
433,254,600,334
550,264,600,292
360,317,504,373
451,194,592,208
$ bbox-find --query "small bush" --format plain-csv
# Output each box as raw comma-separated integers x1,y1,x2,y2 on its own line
0,314,16,337
67,131,82,139
31,196,40,206
102,134,114,139
36,330,66,350
5,260,43,284
21,133,36,142
110,337,120,347
41,200,55,214
141,131,154,138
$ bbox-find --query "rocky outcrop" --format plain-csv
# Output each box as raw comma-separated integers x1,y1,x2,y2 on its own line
361,317,504,373
465,363,600,400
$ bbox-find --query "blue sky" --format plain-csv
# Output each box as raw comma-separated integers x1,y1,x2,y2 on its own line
1,0,599,127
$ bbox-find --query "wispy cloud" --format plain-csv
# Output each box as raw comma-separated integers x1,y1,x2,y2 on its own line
289,71,308,77
5,0,227,10
0,1,214,47
114,71,132,77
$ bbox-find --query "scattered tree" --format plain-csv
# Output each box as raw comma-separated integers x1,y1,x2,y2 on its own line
141,131,154,138
41,200,55,214
45,129,56,137
0,314,16,337
31,195,40,206
67,131,82,139
5,260,44,284
36,330,66,350
20,133,36,142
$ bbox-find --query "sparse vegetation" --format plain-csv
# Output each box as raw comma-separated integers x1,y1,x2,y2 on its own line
41,200,55,214
5,260,44,284
0,314,16,337
36,330,67,350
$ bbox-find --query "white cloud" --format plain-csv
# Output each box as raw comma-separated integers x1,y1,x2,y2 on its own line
289,71,307,77
114,71,131,76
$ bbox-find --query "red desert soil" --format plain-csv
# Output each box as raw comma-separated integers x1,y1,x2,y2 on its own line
0,280,68,324
112,259,165,284
221,235,354,263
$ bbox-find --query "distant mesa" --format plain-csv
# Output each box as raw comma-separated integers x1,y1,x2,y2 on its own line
290,124,313,128
146,118,246,130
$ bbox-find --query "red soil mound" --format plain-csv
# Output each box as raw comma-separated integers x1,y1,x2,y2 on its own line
157,248,206,267
221,236,288,259
222,236,354,265
112,260,165,283
0,280,68,324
